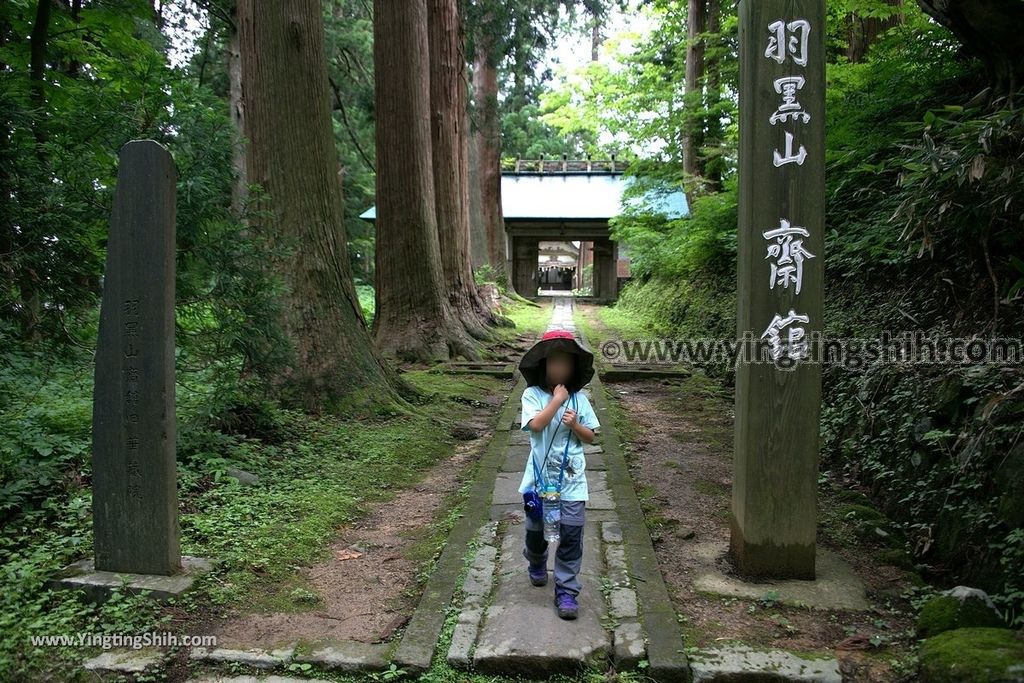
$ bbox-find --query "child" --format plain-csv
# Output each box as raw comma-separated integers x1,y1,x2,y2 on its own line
517,329,601,620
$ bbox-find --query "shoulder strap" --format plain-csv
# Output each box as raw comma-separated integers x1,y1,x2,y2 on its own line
556,392,579,491
531,395,569,491
532,393,581,493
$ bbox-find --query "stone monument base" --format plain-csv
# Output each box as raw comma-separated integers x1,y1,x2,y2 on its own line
48,555,215,603
691,541,869,611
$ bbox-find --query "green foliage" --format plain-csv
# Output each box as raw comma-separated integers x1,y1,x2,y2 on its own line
502,102,597,158
0,327,93,525
167,78,295,394
821,362,1024,626
356,282,375,327
611,175,737,281
539,0,739,169
322,0,378,283
0,330,174,676
615,271,735,346
0,0,169,338
604,0,1024,631
893,103,1024,312
823,13,972,279
0,315,504,677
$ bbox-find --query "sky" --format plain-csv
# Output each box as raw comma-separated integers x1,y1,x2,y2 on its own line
163,1,651,81
547,1,651,69
160,1,656,154
162,1,206,69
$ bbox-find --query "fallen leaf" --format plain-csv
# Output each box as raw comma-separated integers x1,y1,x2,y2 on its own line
835,634,873,650
334,548,363,561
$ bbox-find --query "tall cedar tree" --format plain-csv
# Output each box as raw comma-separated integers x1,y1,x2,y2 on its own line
917,0,1024,98
426,0,499,337
470,11,508,286
236,0,410,412
683,0,705,180
372,0,478,361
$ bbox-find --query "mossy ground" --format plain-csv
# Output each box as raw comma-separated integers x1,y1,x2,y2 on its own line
918,627,1024,683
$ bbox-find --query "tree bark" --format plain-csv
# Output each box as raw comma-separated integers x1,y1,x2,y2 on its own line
466,89,488,271
917,0,1024,97
703,0,723,191
373,0,478,361
471,38,509,286
682,0,706,180
29,0,50,151
426,0,497,338
17,0,51,339
847,0,903,63
236,0,411,413
228,6,247,224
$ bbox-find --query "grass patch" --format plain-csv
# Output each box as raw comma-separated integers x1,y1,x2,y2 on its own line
0,330,506,679
595,302,654,341
694,478,730,497
499,297,551,340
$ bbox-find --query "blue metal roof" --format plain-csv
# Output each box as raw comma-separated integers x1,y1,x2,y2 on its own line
358,173,689,222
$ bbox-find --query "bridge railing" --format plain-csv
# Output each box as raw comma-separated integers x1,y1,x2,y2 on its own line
502,156,631,174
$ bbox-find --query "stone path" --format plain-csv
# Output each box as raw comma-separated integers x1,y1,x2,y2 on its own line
83,296,846,682
441,297,688,679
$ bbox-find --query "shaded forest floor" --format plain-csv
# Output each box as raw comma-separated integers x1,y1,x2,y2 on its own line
1,298,559,681
165,304,552,681
575,302,924,682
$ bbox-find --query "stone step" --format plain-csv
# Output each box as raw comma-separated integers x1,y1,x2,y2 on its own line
187,639,390,676
470,518,611,676
688,646,842,682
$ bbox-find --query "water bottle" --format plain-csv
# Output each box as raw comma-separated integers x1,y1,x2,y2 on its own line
542,485,560,542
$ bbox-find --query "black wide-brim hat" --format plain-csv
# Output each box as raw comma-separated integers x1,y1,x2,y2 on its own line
518,329,595,394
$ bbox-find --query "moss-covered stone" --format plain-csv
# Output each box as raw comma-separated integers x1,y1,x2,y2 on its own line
839,503,887,525
918,627,1024,683
835,489,873,507
876,547,915,571
917,594,1005,638
838,503,906,546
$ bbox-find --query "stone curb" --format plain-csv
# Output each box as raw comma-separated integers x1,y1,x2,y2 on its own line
446,521,500,668
579,315,693,682
390,362,526,673
602,520,646,669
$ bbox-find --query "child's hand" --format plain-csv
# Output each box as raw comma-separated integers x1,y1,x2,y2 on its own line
561,408,577,426
553,384,569,403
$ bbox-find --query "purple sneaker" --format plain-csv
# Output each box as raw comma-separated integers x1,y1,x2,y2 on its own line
528,563,547,586
555,591,578,619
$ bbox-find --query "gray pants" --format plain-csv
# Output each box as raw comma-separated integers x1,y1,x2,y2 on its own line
522,499,585,597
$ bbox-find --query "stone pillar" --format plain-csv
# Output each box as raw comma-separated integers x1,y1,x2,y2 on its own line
92,140,181,576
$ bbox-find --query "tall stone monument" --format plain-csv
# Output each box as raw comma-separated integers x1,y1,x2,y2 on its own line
92,139,180,575
732,0,825,579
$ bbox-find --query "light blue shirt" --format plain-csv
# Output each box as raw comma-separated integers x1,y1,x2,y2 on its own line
517,385,601,501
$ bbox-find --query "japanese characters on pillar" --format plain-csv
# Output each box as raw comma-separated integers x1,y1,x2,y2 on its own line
122,298,144,501
732,0,824,579
760,17,818,364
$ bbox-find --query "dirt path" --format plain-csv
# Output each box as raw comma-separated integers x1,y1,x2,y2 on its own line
208,424,496,649
201,363,532,652
576,303,920,682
